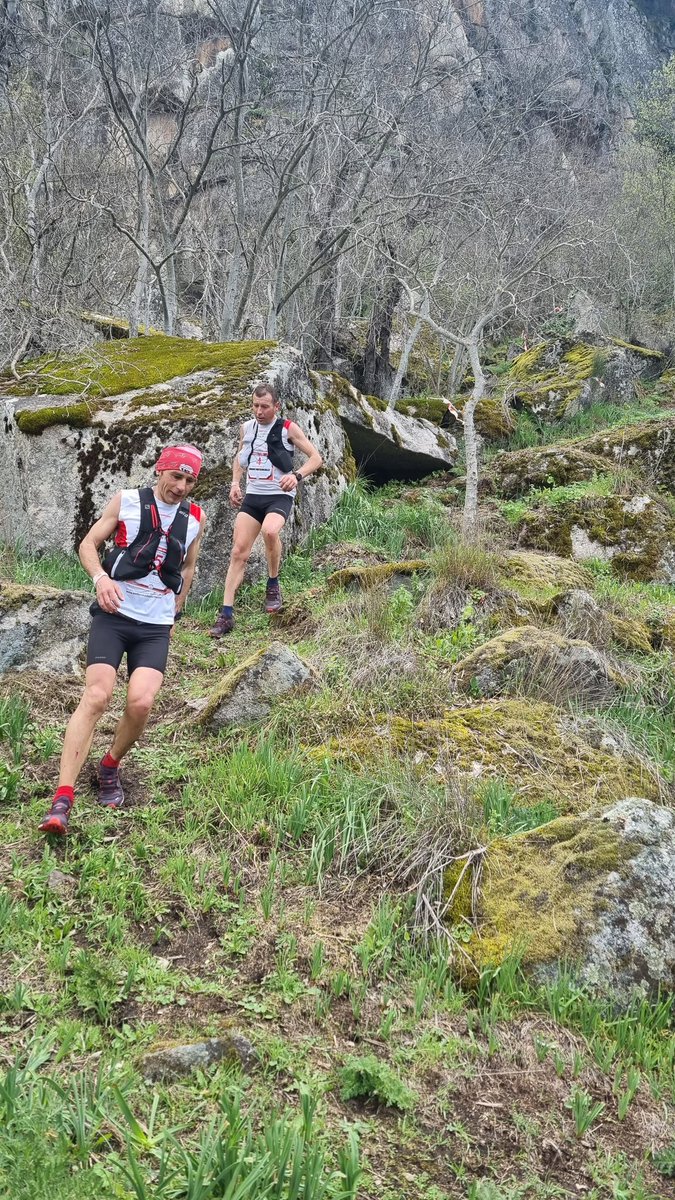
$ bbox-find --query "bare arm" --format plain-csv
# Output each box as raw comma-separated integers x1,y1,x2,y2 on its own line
279,423,323,492
175,512,207,615
230,426,245,507
78,493,125,613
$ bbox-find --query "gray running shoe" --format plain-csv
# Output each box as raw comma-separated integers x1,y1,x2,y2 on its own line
97,760,125,808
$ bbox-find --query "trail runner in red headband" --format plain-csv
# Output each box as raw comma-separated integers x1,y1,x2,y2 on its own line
38,445,206,835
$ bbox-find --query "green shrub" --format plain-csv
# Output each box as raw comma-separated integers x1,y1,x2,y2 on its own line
339,1054,415,1111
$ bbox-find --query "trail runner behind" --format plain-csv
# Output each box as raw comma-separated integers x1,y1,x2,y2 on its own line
208,384,322,637
39,444,206,835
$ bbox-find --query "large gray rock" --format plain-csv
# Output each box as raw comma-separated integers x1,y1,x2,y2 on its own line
516,492,675,583
0,583,91,675
583,799,675,999
318,374,456,483
453,624,627,705
199,642,312,729
0,342,351,598
474,798,675,1003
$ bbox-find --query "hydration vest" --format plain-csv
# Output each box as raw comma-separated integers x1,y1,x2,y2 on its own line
246,417,294,475
103,488,190,595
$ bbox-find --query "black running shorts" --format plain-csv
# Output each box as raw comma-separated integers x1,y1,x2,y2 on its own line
239,493,294,524
86,605,171,675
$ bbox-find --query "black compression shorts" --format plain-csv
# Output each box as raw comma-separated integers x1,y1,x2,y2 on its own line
86,605,171,676
239,493,294,524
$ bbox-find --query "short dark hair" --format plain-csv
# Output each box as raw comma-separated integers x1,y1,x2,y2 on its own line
253,383,279,404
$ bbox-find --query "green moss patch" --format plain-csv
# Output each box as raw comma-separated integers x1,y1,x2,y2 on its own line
315,698,659,811
499,550,593,599
468,814,632,971
326,560,429,591
3,336,275,400
506,342,603,419
15,402,95,434
485,446,624,500
515,493,675,581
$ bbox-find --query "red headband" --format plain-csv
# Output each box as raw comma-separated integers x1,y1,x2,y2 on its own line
155,444,203,479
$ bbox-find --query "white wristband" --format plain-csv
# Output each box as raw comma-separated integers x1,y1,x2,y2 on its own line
92,570,108,587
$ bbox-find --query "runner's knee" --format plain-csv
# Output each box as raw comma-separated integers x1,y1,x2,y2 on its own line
262,526,280,547
82,683,112,716
231,540,252,564
126,691,156,722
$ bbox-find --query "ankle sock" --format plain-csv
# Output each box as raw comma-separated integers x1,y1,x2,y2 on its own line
54,786,74,807
221,605,234,618
267,577,279,588
101,752,120,769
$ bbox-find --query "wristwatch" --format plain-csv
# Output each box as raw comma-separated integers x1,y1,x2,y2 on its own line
294,471,303,484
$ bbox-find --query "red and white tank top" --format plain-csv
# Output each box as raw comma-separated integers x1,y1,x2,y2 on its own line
112,490,203,624
239,418,296,497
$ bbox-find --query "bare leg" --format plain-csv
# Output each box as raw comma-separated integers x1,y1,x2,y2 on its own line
222,512,262,605
108,667,165,761
57,664,117,788
261,512,286,578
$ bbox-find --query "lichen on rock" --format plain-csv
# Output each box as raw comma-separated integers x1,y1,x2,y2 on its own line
326,560,429,592
198,642,312,729
515,492,675,582
467,798,675,1001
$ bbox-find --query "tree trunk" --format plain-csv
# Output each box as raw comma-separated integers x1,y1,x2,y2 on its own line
462,334,486,537
388,307,426,409
361,263,401,396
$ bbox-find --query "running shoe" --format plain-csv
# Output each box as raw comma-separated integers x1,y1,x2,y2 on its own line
97,759,125,808
38,795,72,835
265,582,283,613
208,611,235,637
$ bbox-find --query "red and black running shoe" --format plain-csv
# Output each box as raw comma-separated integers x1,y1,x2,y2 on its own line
265,582,283,613
38,794,72,835
97,759,125,808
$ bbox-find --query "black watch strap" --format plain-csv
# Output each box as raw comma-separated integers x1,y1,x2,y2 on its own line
294,471,303,483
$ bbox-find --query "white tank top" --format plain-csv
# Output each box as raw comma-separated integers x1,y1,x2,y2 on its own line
239,418,296,497
111,490,203,624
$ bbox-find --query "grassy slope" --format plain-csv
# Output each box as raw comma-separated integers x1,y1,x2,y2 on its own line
1,450,675,1197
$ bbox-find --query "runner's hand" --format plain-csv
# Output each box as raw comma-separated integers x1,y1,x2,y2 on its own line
279,473,297,492
96,575,124,613
230,481,242,507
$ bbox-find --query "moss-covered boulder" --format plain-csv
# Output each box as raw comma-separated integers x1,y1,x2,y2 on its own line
317,698,660,812
576,417,675,493
516,493,675,582
0,582,91,675
0,338,352,596
397,394,513,442
468,798,675,1001
198,643,312,729
453,625,627,705
483,446,621,500
325,560,429,592
505,340,660,422
498,550,593,597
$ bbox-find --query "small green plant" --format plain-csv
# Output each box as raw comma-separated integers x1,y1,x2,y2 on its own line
614,1065,641,1120
339,1053,415,1111
653,1143,675,1178
565,1085,605,1136
0,695,31,765
478,778,558,837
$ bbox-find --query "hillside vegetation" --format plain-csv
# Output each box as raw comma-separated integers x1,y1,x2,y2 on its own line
1,359,675,1199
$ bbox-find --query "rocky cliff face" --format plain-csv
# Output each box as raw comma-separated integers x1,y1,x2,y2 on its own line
451,0,674,147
